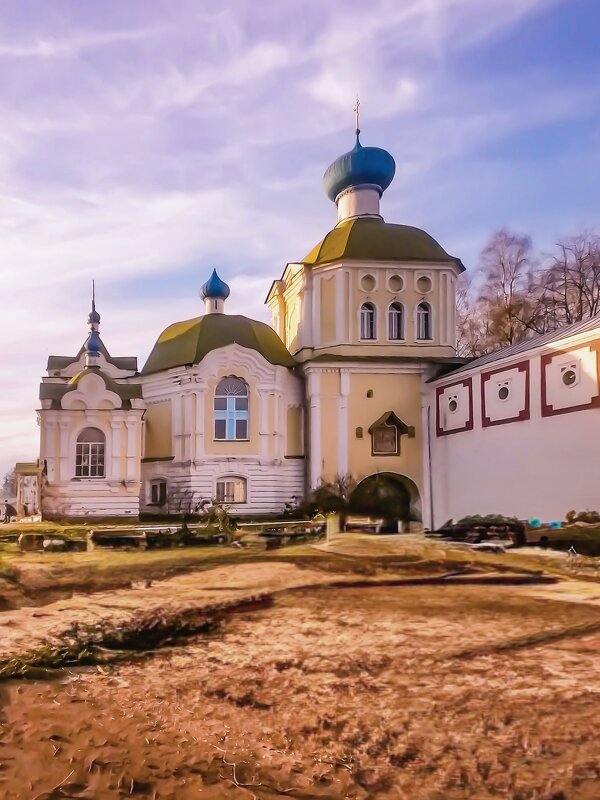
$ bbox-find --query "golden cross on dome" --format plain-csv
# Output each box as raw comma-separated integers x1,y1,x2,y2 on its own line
354,95,360,134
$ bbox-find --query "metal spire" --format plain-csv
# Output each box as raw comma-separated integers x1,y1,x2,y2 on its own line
88,279,101,330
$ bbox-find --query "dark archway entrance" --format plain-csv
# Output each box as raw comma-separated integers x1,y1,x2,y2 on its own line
349,473,421,530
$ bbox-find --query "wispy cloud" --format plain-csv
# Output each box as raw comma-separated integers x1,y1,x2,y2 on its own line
0,26,159,58
0,0,598,476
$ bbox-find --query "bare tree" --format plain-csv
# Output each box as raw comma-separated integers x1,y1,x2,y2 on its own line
543,232,600,326
456,273,488,357
477,228,537,349
455,229,600,358
2,468,16,497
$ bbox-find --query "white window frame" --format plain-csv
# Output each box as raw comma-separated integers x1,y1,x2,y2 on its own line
75,427,106,478
214,377,249,441
360,302,377,340
388,302,405,341
416,301,433,341
215,477,247,504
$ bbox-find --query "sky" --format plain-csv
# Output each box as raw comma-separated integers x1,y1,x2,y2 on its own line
1,0,600,478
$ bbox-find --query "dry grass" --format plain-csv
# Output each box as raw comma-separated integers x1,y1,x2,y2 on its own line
2,530,596,611
1,584,600,799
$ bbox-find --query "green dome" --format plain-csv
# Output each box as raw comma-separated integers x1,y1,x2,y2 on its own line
142,313,296,375
301,217,465,270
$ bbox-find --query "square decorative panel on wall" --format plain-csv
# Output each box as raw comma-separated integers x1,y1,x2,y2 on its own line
436,378,473,436
481,362,530,427
541,341,600,417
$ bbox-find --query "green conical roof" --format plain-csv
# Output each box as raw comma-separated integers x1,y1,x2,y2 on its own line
142,314,296,375
302,217,464,270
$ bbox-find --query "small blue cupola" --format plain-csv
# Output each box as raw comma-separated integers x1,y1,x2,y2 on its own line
201,269,230,301
200,269,230,314
85,329,102,356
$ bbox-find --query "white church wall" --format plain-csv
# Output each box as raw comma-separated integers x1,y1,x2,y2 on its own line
428,333,600,527
139,343,306,515
38,369,144,518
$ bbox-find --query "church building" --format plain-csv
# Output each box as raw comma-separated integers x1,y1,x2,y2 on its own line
35,123,600,525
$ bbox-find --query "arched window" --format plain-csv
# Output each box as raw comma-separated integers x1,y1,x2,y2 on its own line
75,427,105,477
214,377,249,440
360,302,376,340
388,302,404,340
416,302,432,341
216,476,247,504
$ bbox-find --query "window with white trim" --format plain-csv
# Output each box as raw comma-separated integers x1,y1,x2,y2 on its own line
215,477,247,504
360,302,376,340
214,377,249,440
416,302,432,340
388,302,404,340
75,427,105,478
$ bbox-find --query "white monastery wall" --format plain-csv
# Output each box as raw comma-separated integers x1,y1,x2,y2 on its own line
428,332,600,526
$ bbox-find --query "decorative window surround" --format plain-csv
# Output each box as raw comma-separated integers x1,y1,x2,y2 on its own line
436,378,474,436
214,377,249,440
481,361,530,427
541,341,600,417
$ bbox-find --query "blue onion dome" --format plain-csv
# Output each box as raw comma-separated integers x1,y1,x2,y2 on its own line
85,329,102,355
200,269,230,300
323,132,396,202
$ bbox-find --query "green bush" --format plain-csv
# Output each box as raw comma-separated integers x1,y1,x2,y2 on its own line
565,509,600,525
456,514,523,530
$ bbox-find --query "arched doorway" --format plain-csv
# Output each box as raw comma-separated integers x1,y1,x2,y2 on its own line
349,473,421,531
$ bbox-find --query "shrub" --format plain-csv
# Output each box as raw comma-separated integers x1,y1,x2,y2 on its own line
565,509,600,524
456,514,523,531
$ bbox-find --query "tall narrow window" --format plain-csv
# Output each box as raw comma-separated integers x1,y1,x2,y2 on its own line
150,480,167,505
416,302,432,341
75,427,105,478
214,377,249,440
360,302,376,340
388,302,404,340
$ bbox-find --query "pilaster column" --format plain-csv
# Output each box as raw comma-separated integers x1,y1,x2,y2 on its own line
172,395,183,463
274,391,284,461
312,279,321,347
109,418,123,481
307,371,321,489
301,279,313,350
125,419,138,483
182,393,193,462
421,390,433,531
43,419,58,482
258,389,270,462
193,388,206,462
335,271,347,343
58,419,71,482
337,369,350,476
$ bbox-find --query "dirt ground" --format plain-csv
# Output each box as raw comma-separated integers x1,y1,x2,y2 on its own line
2,583,600,799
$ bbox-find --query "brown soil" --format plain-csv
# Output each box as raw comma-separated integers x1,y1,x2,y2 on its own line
1,585,600,799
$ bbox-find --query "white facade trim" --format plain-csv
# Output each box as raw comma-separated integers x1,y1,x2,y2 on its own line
337,370,350,476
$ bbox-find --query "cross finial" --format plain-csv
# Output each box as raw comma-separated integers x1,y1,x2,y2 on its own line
354,95,360,136
92,279,96,311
